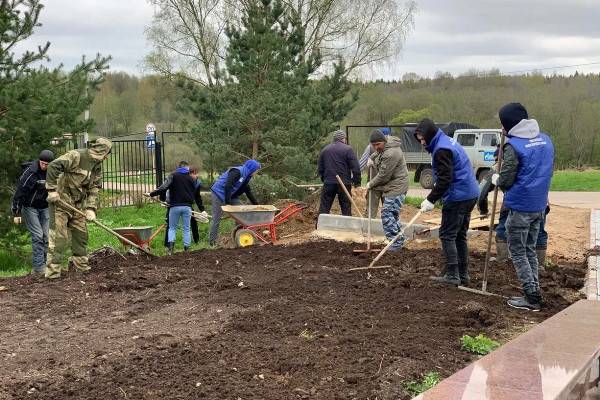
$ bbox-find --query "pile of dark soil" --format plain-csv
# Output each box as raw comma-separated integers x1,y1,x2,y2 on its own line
0,241,585,400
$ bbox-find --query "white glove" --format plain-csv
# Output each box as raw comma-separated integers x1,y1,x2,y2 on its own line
143,192,151,197
367,158,374,168
85,209,96,221
420,199,435,212
491,173,499,185
46,191,60,203
13,216,21,224
199,211,209,218
365,182,371,190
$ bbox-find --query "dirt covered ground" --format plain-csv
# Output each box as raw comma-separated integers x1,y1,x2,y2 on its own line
0,239,586,400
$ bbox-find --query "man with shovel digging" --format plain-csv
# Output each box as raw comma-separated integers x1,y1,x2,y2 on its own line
492,103,554,311
44,137,113,279
365,129,409,252
415,119,479,286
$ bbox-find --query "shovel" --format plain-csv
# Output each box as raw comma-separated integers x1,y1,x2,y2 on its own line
353,167,382,254
56,200,154,256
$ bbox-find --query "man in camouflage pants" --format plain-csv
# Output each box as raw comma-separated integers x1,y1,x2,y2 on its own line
44,138,112,279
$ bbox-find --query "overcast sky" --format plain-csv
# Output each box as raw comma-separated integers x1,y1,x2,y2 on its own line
16,0,600,80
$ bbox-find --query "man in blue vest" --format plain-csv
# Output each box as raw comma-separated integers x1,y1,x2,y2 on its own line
492,103,554,311
209,159,261,246
415,119,479,286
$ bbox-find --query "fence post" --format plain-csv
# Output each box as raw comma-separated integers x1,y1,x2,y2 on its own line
154,141,163,188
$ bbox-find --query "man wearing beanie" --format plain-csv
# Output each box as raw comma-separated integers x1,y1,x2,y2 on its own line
209,159,261,246
493,102,554,311
365,129,409,251
44,138,113,279
317,130,361,216
12,150,55,274
415,118,479,286
359,127,390,217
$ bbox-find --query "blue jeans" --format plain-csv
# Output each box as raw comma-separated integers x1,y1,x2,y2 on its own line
497,206,548,248
22,207,49,272
506,210,543,294
381,194,406,251
168,206,192,247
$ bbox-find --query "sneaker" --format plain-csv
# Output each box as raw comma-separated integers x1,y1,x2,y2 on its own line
507,297,540,312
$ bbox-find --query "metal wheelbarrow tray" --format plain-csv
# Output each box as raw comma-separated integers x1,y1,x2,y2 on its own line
112,226,165,250
222,203,307,247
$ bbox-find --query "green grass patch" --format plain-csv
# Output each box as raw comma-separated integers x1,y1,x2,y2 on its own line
404,372,441,396
461,334,500,355
89,203,234,256
0,250,30,278
551,169,600,191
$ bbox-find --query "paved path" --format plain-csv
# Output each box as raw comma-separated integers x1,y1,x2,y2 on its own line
407,188,600,209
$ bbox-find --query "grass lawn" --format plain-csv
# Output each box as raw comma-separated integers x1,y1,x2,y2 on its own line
0,203,235,278
551,169,600,191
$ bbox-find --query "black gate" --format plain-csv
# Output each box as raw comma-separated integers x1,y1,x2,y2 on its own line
101,139,163,207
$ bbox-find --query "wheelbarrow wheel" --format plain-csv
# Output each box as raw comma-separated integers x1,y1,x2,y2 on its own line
234,229,257,248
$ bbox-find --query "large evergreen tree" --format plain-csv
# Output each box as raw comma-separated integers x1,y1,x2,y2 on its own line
179,0,356,181
0,0,110,243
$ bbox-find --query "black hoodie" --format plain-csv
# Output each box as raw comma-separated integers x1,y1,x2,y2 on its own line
12,160,49,215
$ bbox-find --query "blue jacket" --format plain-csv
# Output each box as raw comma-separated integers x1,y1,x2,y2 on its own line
211,160,261,203
426,129,479,202
504,131,554,212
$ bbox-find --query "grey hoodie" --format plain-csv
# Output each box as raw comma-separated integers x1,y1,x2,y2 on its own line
368,136,409,196
497,119,540,190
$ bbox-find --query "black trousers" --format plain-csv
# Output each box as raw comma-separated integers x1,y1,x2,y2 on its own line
439,198,477,269
318,183,352,216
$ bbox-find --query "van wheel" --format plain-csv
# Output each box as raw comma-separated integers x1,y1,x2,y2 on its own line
419,167,434,189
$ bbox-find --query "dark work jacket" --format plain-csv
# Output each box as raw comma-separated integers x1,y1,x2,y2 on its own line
318,141,361,186
151,169,203,209
12,160,48,215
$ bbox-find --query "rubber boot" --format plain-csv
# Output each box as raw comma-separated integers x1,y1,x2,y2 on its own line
184,246,190,252
167,242,175,256
495,240,509,263
536,248,547,272
508,290,541,311
430,264,460,286
458,263,470,286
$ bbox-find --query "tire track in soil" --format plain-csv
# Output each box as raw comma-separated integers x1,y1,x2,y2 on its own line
0,241,585,400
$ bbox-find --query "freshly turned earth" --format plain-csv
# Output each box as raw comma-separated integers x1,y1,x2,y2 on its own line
0,241,585,400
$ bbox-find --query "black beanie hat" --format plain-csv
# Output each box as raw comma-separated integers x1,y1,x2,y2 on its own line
414,118,437,144
39,150,55,162
369,129,386,143
499,102,528,133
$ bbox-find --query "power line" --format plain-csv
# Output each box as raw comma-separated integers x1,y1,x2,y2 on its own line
503,61,600,75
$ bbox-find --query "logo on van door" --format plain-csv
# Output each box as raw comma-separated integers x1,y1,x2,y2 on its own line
483,151,496,162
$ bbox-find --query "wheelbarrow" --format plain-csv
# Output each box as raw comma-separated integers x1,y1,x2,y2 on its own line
112,225,166,251
222,203,307,247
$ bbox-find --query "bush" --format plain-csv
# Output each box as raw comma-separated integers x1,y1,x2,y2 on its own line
250,175,307,204
461,334,500,355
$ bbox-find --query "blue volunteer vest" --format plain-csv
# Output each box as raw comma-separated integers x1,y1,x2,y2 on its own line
211,166,250,203
427,130,479,202
503,133,554,212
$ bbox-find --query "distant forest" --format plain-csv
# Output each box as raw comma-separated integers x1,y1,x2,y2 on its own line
90,71,600,169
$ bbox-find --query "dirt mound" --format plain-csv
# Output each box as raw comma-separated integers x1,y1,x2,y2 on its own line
0,240,585,400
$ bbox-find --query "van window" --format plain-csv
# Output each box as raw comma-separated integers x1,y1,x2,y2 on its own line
457,133,476,147
481,133,498,147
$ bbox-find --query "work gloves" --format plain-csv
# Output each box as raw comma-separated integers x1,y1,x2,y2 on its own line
13,216,21,224
85,209,96,221
420,199,435,213
491,173,500,186
365,182,372,190
46,191,60,203
367,158,374,168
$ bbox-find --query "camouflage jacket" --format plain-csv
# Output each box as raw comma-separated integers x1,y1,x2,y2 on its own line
45,138,112,210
